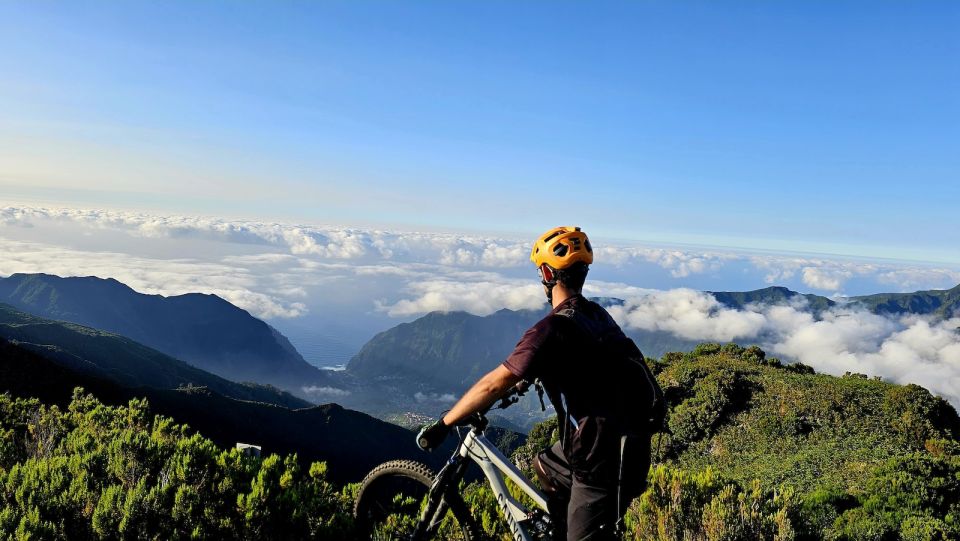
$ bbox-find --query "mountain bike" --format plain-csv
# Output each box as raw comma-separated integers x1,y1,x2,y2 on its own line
353,383,555,541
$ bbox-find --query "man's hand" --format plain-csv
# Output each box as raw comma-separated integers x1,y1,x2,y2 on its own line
416,419,451,451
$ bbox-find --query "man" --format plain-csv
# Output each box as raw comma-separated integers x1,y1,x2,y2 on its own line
417,226,653,541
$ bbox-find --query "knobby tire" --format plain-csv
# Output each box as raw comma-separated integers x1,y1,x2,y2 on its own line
354,459,481,541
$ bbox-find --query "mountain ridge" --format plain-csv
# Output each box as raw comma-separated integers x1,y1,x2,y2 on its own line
850,283,960,318
0,273,330,391
0,303,310,409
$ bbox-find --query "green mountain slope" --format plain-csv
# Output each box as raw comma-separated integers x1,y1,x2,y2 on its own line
349,308,540,390
653,344,959,492
0,273,329,389
710,285,836,313
850,283,960,318
0,303,309,409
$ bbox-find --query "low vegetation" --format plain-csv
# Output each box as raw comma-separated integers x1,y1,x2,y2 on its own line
0,389,354,540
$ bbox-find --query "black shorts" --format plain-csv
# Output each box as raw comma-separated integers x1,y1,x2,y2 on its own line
536,436,650,541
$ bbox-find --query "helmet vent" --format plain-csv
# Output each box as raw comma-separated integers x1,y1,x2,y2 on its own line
553,244,569,257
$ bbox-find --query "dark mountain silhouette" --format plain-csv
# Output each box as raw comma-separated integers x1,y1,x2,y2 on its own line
0,303,309,409
0,337,452,483
0,273,330,390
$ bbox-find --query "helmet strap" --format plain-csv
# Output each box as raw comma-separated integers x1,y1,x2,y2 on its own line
543,282,555,303
539,264,559,303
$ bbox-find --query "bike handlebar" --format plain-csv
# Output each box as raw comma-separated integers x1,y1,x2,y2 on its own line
458,379,542,430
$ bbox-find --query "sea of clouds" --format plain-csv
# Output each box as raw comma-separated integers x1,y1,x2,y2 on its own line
2,204,959,407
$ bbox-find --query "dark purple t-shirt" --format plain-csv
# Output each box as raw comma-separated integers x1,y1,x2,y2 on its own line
505,295,650,480
502,294,632,428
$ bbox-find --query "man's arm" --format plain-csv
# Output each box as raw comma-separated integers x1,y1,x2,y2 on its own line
441,364,522,426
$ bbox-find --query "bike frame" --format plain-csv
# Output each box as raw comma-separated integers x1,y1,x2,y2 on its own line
454,429,549,541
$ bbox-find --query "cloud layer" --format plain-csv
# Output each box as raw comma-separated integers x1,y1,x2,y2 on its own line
3,204,960,407
5,204,960,295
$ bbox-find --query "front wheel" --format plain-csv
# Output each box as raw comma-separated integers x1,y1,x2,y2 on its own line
354,460,481,541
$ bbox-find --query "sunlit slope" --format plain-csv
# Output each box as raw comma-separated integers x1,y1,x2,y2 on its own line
851,283,960,318
653,344,960,493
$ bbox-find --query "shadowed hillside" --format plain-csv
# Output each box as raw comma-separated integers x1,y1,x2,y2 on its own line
0,303,309,409
0,337,445,483
0,273,331,390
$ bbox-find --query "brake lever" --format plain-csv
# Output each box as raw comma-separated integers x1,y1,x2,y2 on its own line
497,395,519,409
535,380,546,412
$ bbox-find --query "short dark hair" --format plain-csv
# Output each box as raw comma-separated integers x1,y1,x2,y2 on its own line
556,262,589,292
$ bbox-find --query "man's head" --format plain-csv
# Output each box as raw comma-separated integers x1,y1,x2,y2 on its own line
530,226,593,302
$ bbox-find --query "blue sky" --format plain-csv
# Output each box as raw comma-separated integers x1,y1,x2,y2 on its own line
1,1,958,263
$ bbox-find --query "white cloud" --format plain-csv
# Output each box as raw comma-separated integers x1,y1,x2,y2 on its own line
801,266,852,291
378,280,546,317
876,268,960,292
5,205,960,299
597,246,734,277
301,386,352,397
607,289,767,341
414,392,457,403
581,281,655,299
604,290,960,407
750,256,879,292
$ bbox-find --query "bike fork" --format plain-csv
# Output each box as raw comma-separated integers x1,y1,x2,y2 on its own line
411,455,469,540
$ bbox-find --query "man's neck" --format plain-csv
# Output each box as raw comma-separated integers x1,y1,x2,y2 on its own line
551,285,578,309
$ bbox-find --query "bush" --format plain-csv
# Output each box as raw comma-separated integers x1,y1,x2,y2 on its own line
693,343,723,357
741,345,766,364
0,389,355,540
784,363,815,375
667,370,748,452
625,465,797,541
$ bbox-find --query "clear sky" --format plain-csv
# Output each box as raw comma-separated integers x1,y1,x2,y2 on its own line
1,1,958,263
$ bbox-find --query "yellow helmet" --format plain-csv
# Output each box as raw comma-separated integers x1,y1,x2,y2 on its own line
530,226,593,270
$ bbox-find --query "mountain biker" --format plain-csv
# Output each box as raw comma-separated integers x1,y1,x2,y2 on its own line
417,226,652,541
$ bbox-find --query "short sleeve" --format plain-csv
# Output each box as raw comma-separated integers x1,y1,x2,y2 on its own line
502,316,560,380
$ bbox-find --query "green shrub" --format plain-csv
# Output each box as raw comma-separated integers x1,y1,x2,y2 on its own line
693,343,723,357
0,389,355,540
625,465,797,541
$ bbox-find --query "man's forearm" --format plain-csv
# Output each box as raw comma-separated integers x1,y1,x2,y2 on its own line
442,365,520,426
